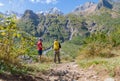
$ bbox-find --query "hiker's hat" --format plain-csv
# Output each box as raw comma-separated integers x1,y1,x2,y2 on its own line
39,38,42,41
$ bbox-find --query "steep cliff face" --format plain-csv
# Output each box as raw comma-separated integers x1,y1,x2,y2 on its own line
18,10,89,41
74,2,96,12
96,0,113,10
72,2,97,15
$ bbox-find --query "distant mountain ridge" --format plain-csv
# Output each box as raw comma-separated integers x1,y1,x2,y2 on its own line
73,2,96,12
4,10,23,19
0,12,3,15
72,2,97,15
72,0,120,15
36,7,63,15
16,0,120,42
1,0,120,17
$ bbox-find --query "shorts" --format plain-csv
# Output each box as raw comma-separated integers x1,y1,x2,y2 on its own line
54,50,59,54
38,50,42,55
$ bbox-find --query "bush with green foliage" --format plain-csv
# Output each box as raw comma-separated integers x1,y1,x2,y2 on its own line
78,24,120,58
0,15,37,74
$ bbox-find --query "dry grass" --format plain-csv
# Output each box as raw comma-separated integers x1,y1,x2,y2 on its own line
35,55,53,63
77,55,120,77
77,42,120,59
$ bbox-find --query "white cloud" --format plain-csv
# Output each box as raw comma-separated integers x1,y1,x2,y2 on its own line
0,2,4,6
30,0,57,4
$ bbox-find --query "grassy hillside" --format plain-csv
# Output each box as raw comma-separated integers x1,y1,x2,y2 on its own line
76,10,120,76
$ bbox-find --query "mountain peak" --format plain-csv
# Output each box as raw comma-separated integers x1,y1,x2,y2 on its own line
36,7,63,15
73,2,96,12
4,10,22,19
23,10,34,16
72,2,97,15
22,10,39,20
47,7,63,15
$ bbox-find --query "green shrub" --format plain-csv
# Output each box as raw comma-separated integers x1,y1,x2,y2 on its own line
0,15,37,74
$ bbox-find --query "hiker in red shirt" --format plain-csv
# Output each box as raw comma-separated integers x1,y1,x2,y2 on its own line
37,38,43,61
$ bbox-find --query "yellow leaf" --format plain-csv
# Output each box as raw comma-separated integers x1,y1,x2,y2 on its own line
13,33,17,37
30,42,34,45
4,40,8,44
1,32,6,36
17,34,21,38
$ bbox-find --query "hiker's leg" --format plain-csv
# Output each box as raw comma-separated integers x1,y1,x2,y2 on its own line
40,55,41,61
58,50,60,63
38,50,42,62
38,50,40,62
54,51,57,63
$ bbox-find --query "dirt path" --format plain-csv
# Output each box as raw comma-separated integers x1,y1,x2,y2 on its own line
34,62,115,81
0,62,117,81
48,62,101,81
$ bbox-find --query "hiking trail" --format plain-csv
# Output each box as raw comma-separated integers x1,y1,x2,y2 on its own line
0,62,119,81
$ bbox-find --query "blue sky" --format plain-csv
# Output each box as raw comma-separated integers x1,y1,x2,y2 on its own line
0,0,99,14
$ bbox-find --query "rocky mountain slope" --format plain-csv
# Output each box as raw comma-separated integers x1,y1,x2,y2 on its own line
17,0,120,42
96,0,113,10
